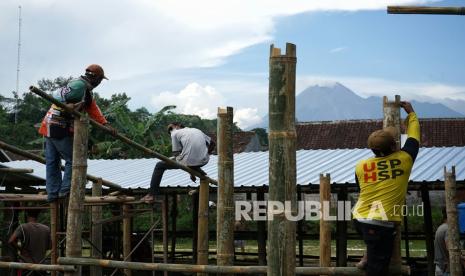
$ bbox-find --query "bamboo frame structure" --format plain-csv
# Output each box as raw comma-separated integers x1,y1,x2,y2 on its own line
58,257,411,275
267,42,297,276
65,115,89,276
0,261,76,272
90,179,102,276
444,166,462,275
29,86,217,186
319,174,331,269
0,168,33,173
197,178,210,276
383,95,402,274
217,106,235,271
0,194,135,203
387,6,465,15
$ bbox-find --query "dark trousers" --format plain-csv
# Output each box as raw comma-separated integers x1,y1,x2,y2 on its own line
354,220,396,276
150,161,206,195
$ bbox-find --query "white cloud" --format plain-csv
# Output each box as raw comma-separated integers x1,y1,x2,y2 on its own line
151,82,264,129
234,108,263,129
0,0,436,98
329,47,347,53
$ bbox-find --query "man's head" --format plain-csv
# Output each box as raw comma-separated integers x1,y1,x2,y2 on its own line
85,64,108,87
25,209,41,222
367,126,398,157
167,122,185,134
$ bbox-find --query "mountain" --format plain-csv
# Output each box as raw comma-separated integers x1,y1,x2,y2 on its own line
250,82,464,129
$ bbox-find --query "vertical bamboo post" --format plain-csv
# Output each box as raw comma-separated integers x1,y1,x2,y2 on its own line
162,194,169,276
383,95,402,274
64,116,89,276
421,185,435,276
319,174,331,271
297,188,304,267
90,179,102,276
217,106,235,271
50,201,58,276
122,204,132,276
336,187,348,267
192,192,199,264
257,189,267,266
170,193,178,262
444,166,462,275
197,178,209,276
267,42,297,276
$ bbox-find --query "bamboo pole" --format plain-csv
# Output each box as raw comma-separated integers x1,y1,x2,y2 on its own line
0,168,33,173
0,140,122,190
383,95,402,274
420,185,434,276
320,174,331,271
267,43,297,276
192,192,199,264
336,187,348,267
387,6,465,15
217,106,235,272
197,178,210,276
170,193,178,262
29,86,217,186
64,115,89,276
58,257,411,275
0,194,135,203
91,179,103,276
162,195,169,276
257,189,267,266
444,166,462,275
51,201,58,276
123,204,132,276
0,261,75,272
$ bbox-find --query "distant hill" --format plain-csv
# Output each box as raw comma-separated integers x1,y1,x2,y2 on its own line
250,82,464,129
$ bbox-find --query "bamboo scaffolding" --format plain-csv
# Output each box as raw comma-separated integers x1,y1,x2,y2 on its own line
0,194,135,203
197,178,210,276
58,257,411,275
0,140,123,190
267,42,297,276
90,179,102,276
320,174,331,271
383,95,402,275
65,115,89,276
387,6,465,15
51,201,58,276
444,166,462,275
29,86,217,186
217,106,235,271
0,168,33,173
0,261,76,272
123,204,132,276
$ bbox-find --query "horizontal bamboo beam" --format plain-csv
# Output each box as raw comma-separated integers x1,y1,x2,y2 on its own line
0,194,135,203
58,257,410,275
387,6,465,15
0,168,33,173
0,140,123,190
0,261,76,272
29,86,218,186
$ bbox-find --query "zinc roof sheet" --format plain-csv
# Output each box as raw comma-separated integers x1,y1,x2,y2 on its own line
1,147,464,189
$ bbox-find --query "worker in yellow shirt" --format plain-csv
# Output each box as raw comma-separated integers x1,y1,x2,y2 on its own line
352,101,420,276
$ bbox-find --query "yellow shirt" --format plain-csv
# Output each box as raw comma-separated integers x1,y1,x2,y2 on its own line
352,112,420,222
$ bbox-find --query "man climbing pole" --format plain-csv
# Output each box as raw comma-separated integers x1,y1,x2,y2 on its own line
141,122,214,203
352,101,420,276
38,64,115,202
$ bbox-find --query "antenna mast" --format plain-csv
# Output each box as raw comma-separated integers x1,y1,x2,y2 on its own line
14,5,22,124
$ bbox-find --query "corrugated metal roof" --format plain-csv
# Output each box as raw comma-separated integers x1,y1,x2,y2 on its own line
1,147,464,189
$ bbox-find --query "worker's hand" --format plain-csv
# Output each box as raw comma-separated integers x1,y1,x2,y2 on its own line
104,124,118,136
400,101,414,114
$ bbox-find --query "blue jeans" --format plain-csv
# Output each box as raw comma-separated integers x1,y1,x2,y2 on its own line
45,136,73,201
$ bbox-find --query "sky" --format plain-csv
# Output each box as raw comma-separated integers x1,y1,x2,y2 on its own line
1,0,464,129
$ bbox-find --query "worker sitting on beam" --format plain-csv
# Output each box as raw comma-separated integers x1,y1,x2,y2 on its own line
141,122,214,203
352,101,420,276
